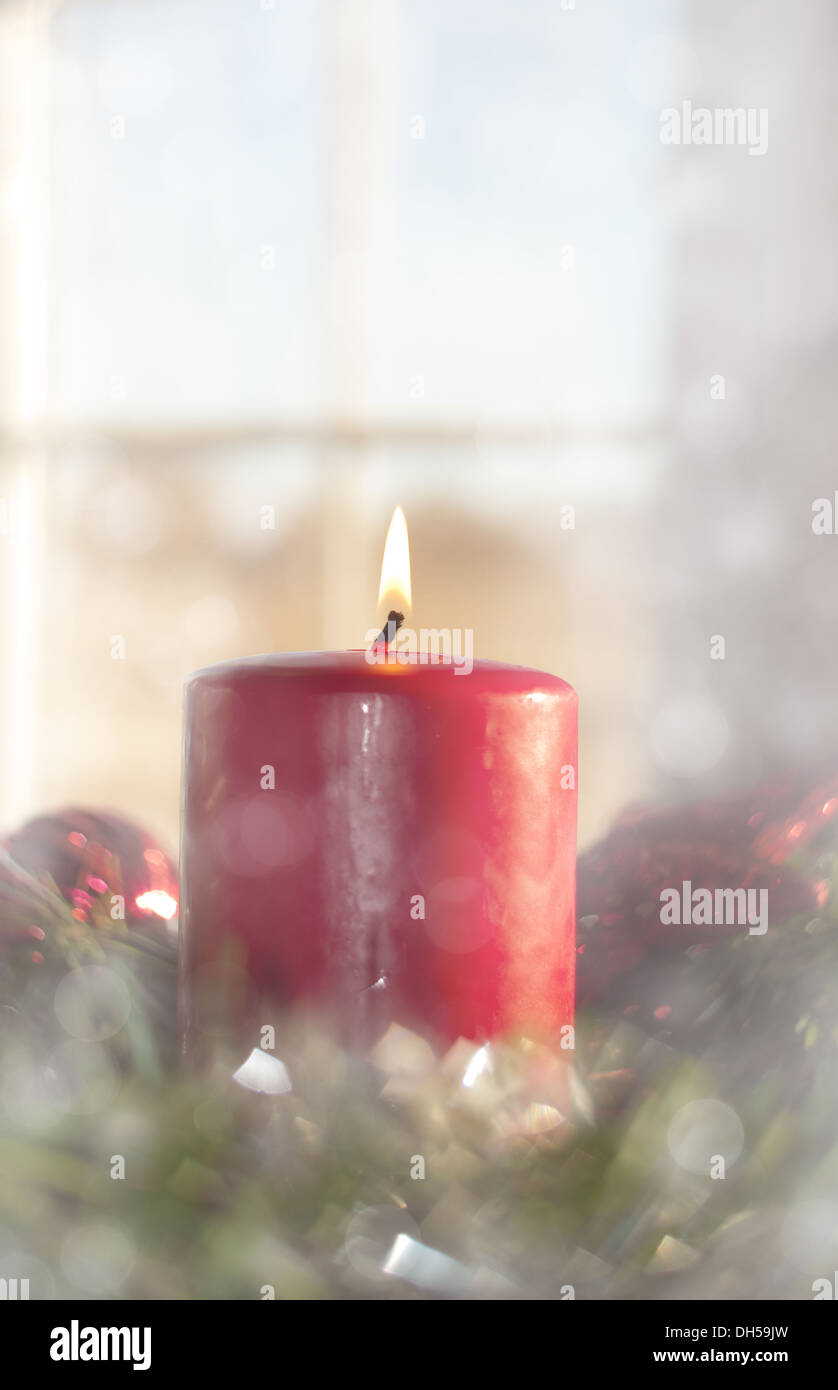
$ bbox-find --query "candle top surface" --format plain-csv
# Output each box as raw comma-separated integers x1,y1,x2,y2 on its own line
186,650,576,700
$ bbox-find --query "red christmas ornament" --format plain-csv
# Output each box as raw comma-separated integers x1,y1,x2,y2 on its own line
576,766,838,1006
4,807,178,933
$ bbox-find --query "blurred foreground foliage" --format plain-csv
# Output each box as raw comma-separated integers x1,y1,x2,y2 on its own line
1,792,838,1301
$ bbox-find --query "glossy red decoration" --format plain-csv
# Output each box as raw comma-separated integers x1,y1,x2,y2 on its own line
5,807,178,933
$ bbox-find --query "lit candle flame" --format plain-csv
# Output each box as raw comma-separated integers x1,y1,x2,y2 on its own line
378,505,412,614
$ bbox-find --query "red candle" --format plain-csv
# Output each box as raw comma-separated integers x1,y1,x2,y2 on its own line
179,519,577,1058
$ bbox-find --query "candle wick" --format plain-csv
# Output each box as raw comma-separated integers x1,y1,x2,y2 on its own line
370,610,405,653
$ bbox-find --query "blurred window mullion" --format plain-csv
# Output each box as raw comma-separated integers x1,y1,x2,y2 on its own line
1,0,51,826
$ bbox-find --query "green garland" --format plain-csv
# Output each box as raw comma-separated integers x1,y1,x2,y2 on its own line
1,841,837,1301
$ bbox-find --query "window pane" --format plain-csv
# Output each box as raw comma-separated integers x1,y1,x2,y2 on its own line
49,0,322,422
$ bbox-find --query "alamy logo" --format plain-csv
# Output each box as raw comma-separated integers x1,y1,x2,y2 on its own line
364,626,474,676
660,880,767,936
660,101,768,156
0,1278,28,1299
812,493,838,534
50,1321,151,1372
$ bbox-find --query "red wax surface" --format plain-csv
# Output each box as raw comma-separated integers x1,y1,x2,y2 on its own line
180,652,577,1054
